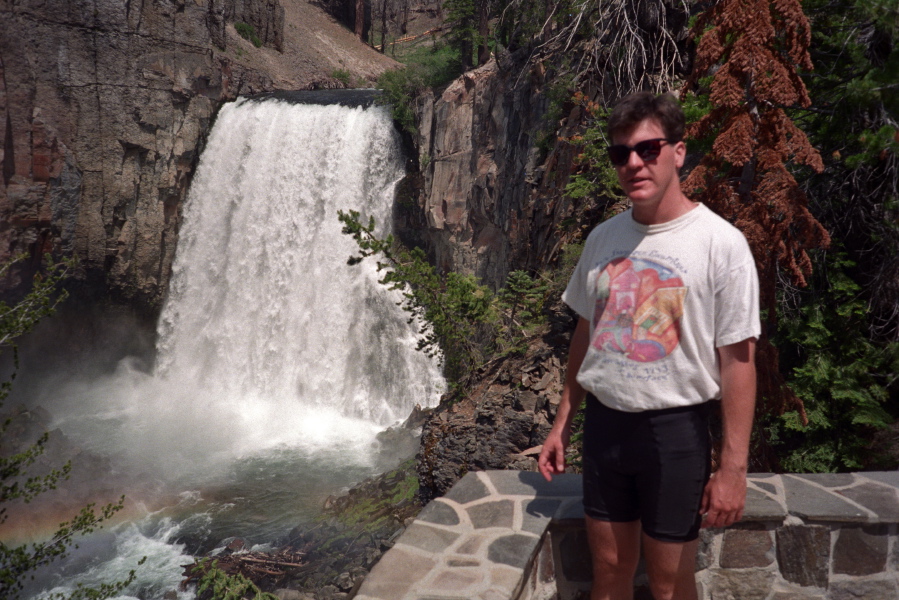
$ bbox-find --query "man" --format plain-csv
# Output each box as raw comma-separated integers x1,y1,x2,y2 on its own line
538,92,760,600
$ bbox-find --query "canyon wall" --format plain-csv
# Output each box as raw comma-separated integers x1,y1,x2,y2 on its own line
411,51,585,291
0,0,279,309
0,0,395,311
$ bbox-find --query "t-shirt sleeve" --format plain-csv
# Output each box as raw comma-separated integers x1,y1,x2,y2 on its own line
714,242,762,348
562,248,594,322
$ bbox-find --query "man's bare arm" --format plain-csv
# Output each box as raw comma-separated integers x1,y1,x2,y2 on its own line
701,337,757,528
538,317,590,482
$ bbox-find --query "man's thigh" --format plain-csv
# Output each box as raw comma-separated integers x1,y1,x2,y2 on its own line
585,516,641,572
636,404,711,542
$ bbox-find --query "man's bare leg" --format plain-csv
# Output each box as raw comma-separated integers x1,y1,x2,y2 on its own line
586,516,641,600
641,534,699,600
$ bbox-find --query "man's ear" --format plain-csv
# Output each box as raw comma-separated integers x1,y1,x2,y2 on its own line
674,140,687,169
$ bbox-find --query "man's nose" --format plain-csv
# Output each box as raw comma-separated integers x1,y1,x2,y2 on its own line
626,148,644,168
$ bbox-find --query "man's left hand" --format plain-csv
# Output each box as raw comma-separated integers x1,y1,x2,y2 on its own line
700,467,747,528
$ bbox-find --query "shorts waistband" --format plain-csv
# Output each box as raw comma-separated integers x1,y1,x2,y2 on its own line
585,393,711,418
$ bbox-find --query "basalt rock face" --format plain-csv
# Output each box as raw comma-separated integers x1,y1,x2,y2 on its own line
411,51,584,292
417,304,578,501
2,0,283,310
225,0,286,51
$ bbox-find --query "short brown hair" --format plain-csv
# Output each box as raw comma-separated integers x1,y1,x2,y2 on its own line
607,92,685,142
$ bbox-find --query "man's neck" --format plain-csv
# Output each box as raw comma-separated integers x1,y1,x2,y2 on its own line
632,192,697,225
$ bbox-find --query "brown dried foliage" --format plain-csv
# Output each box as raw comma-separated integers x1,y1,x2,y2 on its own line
682,0,831,432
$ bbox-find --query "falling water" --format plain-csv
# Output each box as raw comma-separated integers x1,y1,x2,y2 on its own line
147,94,444,464
13,95,445,599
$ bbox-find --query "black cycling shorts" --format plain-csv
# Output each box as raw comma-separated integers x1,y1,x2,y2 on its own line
581,395,711,543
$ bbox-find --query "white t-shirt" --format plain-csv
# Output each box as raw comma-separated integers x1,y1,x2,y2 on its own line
562,203,761,412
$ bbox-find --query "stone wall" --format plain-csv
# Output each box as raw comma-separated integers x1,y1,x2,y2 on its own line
353,470,899,600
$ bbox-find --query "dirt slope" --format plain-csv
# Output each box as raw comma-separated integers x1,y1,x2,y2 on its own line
221,0,402,89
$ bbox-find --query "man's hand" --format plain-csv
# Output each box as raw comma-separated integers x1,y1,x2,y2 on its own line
539,317,590,483
538,430,569,482
702,337,756,529
700,466,747,528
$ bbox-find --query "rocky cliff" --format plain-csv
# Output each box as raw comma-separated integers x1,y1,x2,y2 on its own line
0,0,397,310
410,51,596,292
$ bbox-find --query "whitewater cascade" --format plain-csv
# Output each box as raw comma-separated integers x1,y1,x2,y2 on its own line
155,96,444,450
36,96,444,482
13,95,444,600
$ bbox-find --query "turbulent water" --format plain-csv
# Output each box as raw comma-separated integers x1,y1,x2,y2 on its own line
14,96,444,599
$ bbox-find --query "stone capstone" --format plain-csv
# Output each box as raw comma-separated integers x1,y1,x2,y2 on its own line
396,523,459,554
744,485,787,520
417,499,461,526
837,482,899,521
783,476,869,522
469,500,515,529
487,533,540,569
520,498,561,535
444,471,491,504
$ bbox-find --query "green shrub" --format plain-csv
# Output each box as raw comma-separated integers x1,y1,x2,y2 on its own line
189,559,277,600
339,210,495,382
376,43,463,134
339,211,559,383
234,22,262,48
766,251,899,472
332,68,353,87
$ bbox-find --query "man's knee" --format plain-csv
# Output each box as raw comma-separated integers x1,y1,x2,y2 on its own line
642,535,699,600
586,518,641,578
647,576,697,600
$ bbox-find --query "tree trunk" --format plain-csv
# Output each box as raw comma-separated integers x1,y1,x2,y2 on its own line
379,0,387,52
355,0,365,39
401,0,409,35
477,0,489,65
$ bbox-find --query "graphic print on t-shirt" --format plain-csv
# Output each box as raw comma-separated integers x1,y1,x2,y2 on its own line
591,257,687,363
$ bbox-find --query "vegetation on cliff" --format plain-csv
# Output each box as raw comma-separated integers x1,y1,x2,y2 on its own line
338,210,549,384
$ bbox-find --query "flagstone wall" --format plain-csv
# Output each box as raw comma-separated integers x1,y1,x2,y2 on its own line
354,470,899,600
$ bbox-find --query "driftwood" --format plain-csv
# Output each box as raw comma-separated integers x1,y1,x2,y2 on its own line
181,548,307,592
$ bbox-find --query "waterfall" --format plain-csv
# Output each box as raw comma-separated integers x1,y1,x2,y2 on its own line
151,96,444,459
11,95,444,600
158,97,442,420
32,96,444,482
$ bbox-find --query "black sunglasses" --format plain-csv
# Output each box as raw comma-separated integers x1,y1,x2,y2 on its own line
607,138,676,166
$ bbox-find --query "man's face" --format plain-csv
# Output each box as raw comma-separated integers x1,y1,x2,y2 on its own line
611,119,686,210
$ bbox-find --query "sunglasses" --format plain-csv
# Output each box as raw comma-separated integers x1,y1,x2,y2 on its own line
607,138,675,166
